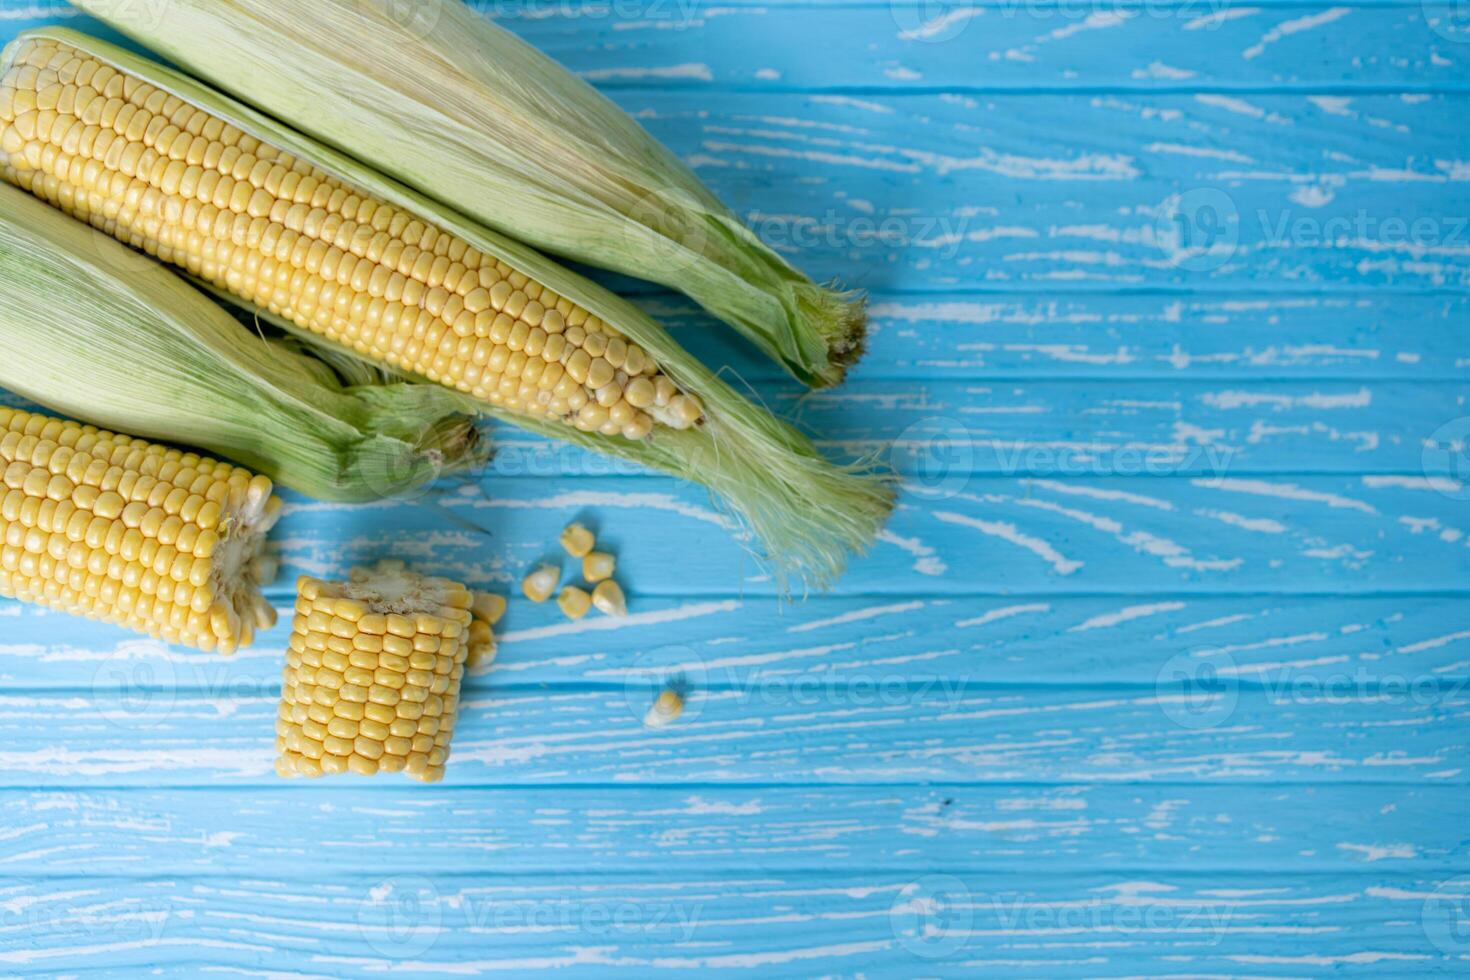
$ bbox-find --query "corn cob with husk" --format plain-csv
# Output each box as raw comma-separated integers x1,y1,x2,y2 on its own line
70,0,867,389
0,406,280,654
0,29,893,591
0,180,484,503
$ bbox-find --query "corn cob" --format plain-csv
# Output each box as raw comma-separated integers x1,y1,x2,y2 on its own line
74,0,867,388
0,29,894,591
0,180,484,504
0,33,701,443
278,561,478,781
0,406,280,654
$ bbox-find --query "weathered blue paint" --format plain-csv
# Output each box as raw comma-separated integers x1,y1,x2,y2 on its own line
1,1,1468,974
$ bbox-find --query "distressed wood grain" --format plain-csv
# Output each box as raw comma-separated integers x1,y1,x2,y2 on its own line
0,680,1463,786
0,3,1467,976
2,873,1466,976
2,784,1465,875
252,475,1470,596
637,291,1470,382
504,5,1470,93
8,595,1467,692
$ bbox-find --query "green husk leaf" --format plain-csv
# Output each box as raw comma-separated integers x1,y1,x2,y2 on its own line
71,0,868,388
6,28,893,588
0,179,486,503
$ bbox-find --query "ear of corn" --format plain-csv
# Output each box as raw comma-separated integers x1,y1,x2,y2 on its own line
279,562,474,781
0,180,484,503
70,0,867,389
0,29,893,591
0,406,280,654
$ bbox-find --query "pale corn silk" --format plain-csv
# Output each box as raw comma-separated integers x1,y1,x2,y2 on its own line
0,28,894,591
0,406,280,654
72,0,868,388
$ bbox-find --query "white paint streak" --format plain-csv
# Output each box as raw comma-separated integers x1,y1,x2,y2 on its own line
1243,8,1350,60
933,512,1082,575
787,601,925,634
1068,602,1186,633
955,603,1050,629
1192,478,1376,515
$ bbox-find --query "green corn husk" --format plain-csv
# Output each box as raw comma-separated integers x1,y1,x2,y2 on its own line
4,28,891,590
73,0,868,389
0,181,485,503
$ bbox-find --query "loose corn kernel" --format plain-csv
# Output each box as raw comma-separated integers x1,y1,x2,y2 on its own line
277,561,471,782
0,406,278,653
559,522,594,558
557,584,591,620
591,580,627,617
522,564,558,603
644,687,685,729
582,551,615,583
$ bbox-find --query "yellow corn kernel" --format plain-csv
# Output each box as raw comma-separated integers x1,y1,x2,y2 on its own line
582,551,615,584
521,563,558,603
591,579,627,618
559,522,594,558
556,584,591,621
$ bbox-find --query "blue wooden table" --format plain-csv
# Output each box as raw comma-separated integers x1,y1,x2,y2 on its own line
3,0,1469,975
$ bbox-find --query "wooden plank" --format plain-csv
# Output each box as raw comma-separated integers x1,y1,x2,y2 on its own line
613,90,1470,293
252,475,1470,596
645,290,1470,382
8,595,1467,691
2,784,1465,876
0,679,1463,786
1,472,1461,600
848,292,1470,380
502,5,1470,93
1,872,1463,975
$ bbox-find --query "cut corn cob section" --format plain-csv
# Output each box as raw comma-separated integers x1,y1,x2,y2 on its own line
278,561,474,781
0,33,702,443
0,29,896,592
0,406,280,653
